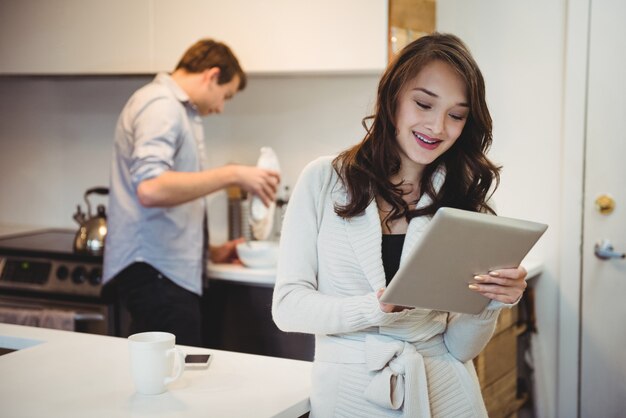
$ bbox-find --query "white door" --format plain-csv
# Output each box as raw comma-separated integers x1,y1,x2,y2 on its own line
580,0,626,415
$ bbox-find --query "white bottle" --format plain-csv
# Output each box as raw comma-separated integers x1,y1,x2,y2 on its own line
250,147,281,240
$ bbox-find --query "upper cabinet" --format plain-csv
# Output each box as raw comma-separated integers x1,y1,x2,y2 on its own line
0,0,152,74
0,0,388,75
153,0,388,74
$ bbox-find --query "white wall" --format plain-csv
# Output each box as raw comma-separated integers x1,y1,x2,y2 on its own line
0,74,379,242
438,1,566,417
202,74,380,242
0,76,149,229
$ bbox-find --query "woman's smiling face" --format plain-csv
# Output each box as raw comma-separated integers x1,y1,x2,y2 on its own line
394,59,470,173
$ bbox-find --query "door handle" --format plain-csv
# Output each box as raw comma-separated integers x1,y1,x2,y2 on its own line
594,239,626,260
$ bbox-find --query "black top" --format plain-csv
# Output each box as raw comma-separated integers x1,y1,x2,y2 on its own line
381,234,406,286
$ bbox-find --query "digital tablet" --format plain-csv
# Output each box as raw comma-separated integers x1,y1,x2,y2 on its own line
380,207,548,314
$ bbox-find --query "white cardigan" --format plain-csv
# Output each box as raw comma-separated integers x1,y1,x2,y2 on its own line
272,156,511,417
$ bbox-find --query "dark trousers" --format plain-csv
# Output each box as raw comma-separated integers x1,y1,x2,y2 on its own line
107,262,202,347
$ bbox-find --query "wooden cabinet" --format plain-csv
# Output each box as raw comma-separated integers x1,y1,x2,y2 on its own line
388,0,435,60
474,304,531,418
0,0,387,75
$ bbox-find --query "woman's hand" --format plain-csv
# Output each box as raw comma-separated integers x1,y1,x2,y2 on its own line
376,288,413,313
468,265,528,304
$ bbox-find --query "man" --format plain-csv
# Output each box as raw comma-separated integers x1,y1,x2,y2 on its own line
102,39,279,346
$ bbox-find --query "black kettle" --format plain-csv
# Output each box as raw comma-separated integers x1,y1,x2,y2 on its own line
73,187,109,255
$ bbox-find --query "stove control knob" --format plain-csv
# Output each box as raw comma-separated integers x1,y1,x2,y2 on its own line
71,266,87,284
88,267,102,286
56,265,70,281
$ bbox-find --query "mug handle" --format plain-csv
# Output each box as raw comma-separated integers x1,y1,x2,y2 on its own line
164,347,186,385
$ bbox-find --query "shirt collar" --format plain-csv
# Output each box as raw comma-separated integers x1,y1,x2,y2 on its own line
154,72,192,105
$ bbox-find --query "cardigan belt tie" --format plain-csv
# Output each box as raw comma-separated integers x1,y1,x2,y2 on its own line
364,334,448,417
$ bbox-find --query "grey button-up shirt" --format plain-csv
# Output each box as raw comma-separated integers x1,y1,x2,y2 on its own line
103,73,207,295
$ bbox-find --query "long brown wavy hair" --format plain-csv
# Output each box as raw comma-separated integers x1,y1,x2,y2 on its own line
333,33,500,225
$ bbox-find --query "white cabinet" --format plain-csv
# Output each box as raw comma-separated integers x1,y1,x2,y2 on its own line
0,0,152,74
0,0,387,75
152,0,388,74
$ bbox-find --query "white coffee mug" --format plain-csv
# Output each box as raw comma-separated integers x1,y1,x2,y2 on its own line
128,331,186,395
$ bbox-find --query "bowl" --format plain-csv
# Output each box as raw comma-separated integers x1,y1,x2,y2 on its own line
236,241,279,269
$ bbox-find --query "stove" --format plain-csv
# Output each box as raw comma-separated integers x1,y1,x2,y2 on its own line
0,229,117,336
0,229,103,298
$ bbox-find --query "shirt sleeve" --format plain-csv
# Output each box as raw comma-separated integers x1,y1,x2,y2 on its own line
272,158,407,336
443,306,501,362
129,97,183,188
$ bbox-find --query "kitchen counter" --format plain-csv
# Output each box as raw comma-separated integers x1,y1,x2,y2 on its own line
523,258,543,280
0,324,312,418
207,258,544,288
207,262,276,287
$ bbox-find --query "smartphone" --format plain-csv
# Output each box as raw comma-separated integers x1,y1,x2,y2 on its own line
184,353,212,370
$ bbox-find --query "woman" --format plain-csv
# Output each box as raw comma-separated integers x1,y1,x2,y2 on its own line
272,33,527,417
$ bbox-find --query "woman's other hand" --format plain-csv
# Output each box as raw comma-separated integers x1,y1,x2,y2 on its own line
376,288,413,313
468,265,528,304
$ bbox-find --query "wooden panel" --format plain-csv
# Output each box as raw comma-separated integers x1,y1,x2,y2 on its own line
475,300,527,416
482,368,528,418
474,324,525,388
388,0,435,60
494,305,519,336
389,0,436,32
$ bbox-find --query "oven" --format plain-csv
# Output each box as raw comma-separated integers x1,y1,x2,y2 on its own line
0,229,120,336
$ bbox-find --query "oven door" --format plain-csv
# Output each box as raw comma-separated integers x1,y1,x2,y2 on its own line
0,294,114,335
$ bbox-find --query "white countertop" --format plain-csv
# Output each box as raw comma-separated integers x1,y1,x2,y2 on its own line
206,258,544,288
0,324,312,418
522,258,543,280
207,262,276,287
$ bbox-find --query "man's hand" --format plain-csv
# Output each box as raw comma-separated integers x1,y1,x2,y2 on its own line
209,238,245,264
235,166,280,207
136,166,280,208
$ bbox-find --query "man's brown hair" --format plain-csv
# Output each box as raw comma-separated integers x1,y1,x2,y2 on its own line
175,39,247,91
